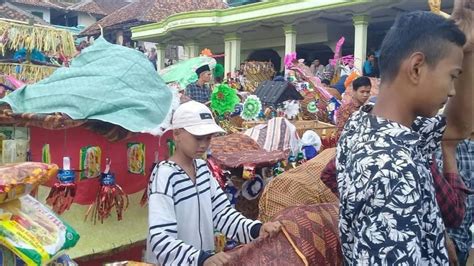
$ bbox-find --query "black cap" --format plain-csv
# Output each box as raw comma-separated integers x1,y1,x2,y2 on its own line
196,65,211,76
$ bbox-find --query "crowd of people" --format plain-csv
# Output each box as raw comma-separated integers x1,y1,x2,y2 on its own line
142,1,473,265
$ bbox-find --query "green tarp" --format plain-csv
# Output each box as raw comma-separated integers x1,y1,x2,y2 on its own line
0,37,172,135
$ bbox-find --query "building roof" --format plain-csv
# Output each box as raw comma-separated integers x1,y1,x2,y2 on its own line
67,0,107,16
80,0,227,36
90,0,129,15
7,0,69,9
0,1,49,24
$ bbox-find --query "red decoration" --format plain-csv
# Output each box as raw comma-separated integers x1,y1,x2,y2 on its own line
46,177,76,214
85,160,129,224
207,157,227,188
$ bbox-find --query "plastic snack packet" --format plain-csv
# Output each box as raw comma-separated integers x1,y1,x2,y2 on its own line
0,195,80,265
0,162,58,203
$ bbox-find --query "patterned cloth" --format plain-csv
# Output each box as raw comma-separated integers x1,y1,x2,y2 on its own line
244,117,298,154
337,104,449,264
322,155,468,228
335,99,361,138
227,203,342,266
184,82,211,103
0,105,135,142
209,133,288,168
258,148,338,222
437,140,474,255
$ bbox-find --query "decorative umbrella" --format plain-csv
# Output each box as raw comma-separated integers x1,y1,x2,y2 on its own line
159,56,217,90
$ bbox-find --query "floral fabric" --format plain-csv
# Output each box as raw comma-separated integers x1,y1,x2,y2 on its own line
336,104,449,265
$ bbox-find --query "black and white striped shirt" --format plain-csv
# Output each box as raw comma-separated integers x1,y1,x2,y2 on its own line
146,160,261,266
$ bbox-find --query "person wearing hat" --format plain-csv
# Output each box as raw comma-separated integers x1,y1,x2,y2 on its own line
146,101,282,266
185,65,212,104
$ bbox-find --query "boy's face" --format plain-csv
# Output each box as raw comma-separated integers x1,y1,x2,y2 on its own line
415,45,463,117
353,86,371,105
174,129,213,159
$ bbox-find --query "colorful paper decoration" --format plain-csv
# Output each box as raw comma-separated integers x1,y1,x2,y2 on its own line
46,157,76,215
85,159,129,224
211,84,240,116
42,144,50,164
241,95,262,121
79,146,101,179
307,100,318,113
167,139,175,158
242,164,256,180
127,143,145,175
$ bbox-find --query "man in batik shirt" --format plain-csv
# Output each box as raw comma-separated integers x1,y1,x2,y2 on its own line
337,6,472,265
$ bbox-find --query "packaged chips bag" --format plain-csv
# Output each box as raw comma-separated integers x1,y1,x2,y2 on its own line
0,195,80,265
0,162,59,203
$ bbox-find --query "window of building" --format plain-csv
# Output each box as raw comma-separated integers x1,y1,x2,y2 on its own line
31,11,43,19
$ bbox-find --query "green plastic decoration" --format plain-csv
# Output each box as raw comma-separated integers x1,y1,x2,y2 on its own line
241,95,262,121
213,63,224,78
159,56,216,90
210,84,240,116
307,100,318,113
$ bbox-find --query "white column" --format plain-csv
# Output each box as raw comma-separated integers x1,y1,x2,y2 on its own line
156,43,166,71
224,33,241,77
353,15,370,72
184,40,200,59
283,25,297,56
115,30,124,45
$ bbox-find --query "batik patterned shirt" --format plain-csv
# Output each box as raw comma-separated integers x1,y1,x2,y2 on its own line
337,105,449,265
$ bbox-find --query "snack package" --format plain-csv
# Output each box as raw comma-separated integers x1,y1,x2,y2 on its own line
242,164,256,180
79,146,101,179
0,162,58,204
0,195,80,266
127,143,145,175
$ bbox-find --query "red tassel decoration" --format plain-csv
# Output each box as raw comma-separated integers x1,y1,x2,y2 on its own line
207,157,229,189
85,172,129,224
46,157,77,215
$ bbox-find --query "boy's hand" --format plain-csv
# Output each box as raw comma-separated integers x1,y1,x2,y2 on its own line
203,252,231,266
259,221,282,238
452,0,473,52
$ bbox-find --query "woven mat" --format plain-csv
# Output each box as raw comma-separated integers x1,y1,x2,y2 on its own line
227,203,342,266
259,148,338,222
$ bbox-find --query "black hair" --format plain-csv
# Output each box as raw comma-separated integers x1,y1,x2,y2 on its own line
379,11,466,82
367,52,375,58
321,79,330,85
352,76,371,91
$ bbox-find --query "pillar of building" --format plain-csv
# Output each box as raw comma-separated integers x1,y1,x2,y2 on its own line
156,43,166,71
184,40,200,59
353,15,370,72
224,33,241,77
283,25,297,57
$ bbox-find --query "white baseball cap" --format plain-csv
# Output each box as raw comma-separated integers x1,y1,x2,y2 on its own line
171,101,225,136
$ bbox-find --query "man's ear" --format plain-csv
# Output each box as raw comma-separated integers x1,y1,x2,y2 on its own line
406,52,427,85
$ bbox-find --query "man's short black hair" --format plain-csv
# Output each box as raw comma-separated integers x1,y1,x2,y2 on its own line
379,11,466,82
367,52,375,58
352,76,371,91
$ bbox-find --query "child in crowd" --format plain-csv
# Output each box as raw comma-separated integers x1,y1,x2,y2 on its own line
337,8,471,265
146,101,281,266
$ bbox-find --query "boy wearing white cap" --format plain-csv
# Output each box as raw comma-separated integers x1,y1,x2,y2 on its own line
146,101,281,266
